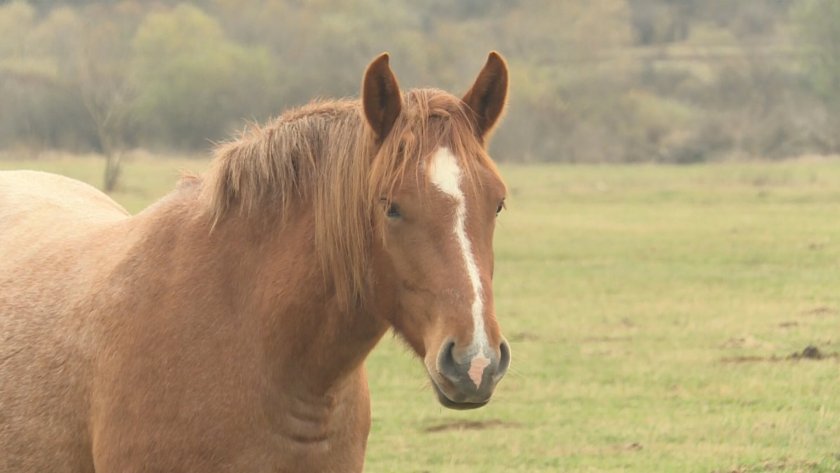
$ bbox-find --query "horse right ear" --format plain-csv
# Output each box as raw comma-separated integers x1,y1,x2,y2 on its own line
462,51,508,140
362,53,402,140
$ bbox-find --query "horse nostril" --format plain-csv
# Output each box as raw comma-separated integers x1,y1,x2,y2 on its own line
496,339,511,380
437,340,459,381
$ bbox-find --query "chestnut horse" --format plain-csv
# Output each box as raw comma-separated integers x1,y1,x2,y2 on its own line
0,52,510,472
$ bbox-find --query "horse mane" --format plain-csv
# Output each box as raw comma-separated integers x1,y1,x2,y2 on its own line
199,88,503,310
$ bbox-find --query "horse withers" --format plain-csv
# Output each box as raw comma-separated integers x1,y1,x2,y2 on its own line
0,52,511,472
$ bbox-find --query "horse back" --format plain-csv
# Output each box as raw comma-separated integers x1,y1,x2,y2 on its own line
0,170,128,230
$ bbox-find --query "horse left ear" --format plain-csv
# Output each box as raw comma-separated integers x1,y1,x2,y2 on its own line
362,53,402,141
462,51,509,140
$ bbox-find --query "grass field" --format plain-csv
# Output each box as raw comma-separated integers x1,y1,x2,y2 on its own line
2,154,840,472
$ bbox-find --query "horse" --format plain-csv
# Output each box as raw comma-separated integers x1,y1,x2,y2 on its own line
0,52,511,472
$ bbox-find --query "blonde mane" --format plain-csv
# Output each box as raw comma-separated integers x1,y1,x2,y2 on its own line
200,88,503,310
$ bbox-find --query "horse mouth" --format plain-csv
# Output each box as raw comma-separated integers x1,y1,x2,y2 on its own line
431,378,490,410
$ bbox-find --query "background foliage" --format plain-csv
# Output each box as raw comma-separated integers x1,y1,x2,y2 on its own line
2,2,840,470
1,0,840,164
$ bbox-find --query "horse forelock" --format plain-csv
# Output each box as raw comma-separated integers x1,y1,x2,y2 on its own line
199,89,503,311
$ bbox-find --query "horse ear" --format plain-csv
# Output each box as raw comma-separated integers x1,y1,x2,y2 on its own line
362,53,402,140
462,51,509,140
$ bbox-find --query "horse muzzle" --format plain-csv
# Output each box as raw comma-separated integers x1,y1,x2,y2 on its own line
427,338,511,410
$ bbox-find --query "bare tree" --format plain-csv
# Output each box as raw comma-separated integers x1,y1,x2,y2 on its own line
73,9,137,192
76,43,134,192
23,4,138,190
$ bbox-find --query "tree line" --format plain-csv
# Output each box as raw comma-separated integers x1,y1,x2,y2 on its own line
1,0,839,180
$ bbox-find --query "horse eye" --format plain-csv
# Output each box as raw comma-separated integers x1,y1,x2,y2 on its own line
496,200,505,216
387,203,401,219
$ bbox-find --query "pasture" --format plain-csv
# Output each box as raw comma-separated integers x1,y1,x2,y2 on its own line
2,154,839,472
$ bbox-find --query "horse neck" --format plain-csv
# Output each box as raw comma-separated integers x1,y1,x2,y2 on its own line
130,186,389,397
244,207,390,395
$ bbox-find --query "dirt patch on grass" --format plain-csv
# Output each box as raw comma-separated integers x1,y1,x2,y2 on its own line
714,458,820,472
720,355,779,364
508,331,540,342
582,335,633,343
720,345,839,364
799,305,836,317
422,419,521,433
720,335,774,350
622,442,643,451
788,345,836,360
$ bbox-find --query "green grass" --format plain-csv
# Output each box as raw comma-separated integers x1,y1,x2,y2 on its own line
3,155,840,472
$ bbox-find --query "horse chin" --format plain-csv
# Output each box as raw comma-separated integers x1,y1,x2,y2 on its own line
431,379,490,410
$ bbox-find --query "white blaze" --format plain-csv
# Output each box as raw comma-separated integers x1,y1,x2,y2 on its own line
428,147,489,361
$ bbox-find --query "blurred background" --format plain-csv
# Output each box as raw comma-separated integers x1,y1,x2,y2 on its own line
3,2,840,472
2,0,840,189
